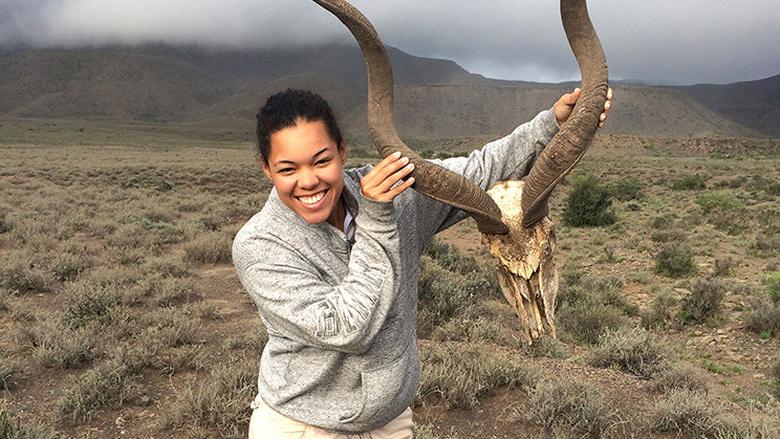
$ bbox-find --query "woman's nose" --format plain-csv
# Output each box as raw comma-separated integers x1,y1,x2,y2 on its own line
297,168,319,189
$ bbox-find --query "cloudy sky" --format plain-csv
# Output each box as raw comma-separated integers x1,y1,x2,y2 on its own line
1,0,778,85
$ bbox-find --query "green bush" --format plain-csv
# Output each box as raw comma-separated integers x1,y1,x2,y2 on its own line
695,190,744,215
589,328,667,379
608,177,644,201
767,271,780,303
680,278,726,324
671,174,708,190
654,243,696,278
562,175,617,227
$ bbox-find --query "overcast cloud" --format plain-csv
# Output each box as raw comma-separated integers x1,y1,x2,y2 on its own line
1,0,778,85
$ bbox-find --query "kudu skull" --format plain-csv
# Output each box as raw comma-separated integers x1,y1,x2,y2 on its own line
312,0,608,344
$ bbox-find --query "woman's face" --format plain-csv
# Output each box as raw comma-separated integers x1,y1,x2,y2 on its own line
262,119,347,226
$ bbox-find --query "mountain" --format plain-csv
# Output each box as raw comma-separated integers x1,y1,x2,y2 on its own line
673,74,780,137
0,44,775,138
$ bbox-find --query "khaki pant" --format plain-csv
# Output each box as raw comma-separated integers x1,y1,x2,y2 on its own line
248,397,413,439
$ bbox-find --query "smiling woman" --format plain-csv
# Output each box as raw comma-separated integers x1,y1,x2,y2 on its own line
232,77,574,437
262,118,348,227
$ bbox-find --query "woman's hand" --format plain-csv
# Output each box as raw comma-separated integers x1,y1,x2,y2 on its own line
554,87,613,128
360,151,416,202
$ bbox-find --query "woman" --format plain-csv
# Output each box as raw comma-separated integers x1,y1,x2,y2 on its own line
233,87,612,438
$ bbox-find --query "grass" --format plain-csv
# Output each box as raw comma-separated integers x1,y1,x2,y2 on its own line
0,402,59,439
163,357,256,437
0,358,17,391
649,389,717,436
641,289,680,329
416,341,539,409
0,123,778,436
671,174,708,190
556,268,637,345
183,231,233,263
588,327,668,379
57,349,147,424
523,379,615,437
15,317,98,369
652,363,709,394
0,260,54,295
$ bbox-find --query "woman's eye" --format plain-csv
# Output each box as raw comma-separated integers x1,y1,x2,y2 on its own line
316,159,331,166
278,168,293,174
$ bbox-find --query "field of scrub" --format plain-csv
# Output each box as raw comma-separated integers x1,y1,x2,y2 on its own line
1,119,779,438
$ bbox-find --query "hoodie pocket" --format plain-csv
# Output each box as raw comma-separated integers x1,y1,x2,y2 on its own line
338,338,418,425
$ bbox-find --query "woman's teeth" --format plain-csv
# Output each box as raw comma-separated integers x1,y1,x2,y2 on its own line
298,190,326,205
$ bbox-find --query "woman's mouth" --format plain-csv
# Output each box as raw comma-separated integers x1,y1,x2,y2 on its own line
296,189,328,208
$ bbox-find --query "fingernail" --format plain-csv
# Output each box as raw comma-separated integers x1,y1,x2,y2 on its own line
407,163,415,170
401,156,410,164
393,151,401,158
409,177,415,182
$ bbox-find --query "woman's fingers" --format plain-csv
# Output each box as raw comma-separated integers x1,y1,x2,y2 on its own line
385,175,415,199
377,161,415,193
360,151,417,202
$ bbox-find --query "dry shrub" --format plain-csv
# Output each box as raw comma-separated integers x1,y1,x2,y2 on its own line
0,357,17,391
417,256,498,338
525,378,615,437
650,389,717,436
0,402,59,439
557,271,635,345
163,356,256,437
744,296,780,337
715,400,780,439
141,256,191,278
713,255,736,277
680,278,726,324
416,341,539,409
654,243,696,278
430,300,527,349
183,231,233,264
641,289,681,329
61,281,122,329
414,425,459,439
57,349,148,424
671,174,708,190
0,289,9,312
0,260,54,295
15,317,98,369
223,323,268,352
588,327,667,379
139,308,200,348
652,363,709,394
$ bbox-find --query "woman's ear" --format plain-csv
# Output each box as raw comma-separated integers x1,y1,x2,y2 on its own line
260,159,272,179
339,142,347,162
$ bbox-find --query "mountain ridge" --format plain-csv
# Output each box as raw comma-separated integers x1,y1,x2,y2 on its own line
0,44,775,138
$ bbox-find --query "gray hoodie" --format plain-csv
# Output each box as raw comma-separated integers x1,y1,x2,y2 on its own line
232,109,559,433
